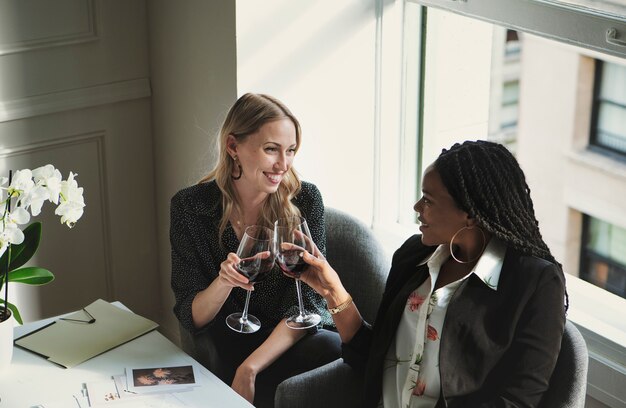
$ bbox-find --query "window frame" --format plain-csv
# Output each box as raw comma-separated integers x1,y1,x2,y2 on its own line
401,1,626,405
589,59,626,158
580,213,626,297
408,0,626,59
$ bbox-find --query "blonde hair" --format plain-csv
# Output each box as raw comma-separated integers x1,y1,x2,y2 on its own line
200,93,302,242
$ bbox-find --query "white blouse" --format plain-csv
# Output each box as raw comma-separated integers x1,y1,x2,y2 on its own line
382,238,506,408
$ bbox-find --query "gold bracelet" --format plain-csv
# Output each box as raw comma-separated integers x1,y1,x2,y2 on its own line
328,295,353,315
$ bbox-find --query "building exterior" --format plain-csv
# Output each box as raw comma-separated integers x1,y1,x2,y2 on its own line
504,34,626,299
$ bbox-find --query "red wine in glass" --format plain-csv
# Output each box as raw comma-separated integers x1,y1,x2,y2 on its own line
274,216,322,329
276,249,307,279
226,225,274,333
238,254,274,283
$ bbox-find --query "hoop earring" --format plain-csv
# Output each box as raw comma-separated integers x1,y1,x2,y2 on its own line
231,156,242,180
449,226,486,264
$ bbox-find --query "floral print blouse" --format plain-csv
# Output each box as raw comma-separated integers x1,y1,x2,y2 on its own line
382,238,506,408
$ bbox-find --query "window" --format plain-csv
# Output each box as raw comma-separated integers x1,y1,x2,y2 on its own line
581,215,626,298
488,29,521,152
409,6,626,402
590,60,626,156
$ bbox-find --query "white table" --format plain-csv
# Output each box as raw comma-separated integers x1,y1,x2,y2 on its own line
0,302,253,408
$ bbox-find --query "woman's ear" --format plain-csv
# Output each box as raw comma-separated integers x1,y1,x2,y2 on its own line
466,215,478,228
226,134,238,156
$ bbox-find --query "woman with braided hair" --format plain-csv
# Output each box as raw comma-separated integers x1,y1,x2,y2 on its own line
300,140,566,407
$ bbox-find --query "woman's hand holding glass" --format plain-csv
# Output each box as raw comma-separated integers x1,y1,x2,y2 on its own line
297,247,344,300
226,225,275,333
219,252,255,292
299,241,361,345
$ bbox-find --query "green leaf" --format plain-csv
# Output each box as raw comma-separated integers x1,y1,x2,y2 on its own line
8,267,54,285
0,299,23,325
0,222,42,275
13,222,42,268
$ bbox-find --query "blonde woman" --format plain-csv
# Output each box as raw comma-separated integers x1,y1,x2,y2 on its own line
170,93,340,407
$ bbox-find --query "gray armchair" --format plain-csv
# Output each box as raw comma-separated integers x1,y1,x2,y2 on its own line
275,207,390,407
539,320,589,408
318,207,390,325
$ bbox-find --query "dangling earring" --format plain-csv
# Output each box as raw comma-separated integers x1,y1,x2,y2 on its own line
449,225,486,264
232,156,242,180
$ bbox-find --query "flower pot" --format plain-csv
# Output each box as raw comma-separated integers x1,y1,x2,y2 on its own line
0,309,14,372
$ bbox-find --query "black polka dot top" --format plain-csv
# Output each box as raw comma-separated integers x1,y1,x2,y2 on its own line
170,180,333,333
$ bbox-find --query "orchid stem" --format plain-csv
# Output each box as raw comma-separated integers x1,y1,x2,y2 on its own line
3,245,10,319
2,170,12,319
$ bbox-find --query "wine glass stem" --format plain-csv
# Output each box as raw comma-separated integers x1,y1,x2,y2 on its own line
241,290,252,323
295,279,306,317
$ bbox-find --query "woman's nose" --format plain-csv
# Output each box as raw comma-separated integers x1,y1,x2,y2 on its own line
274,155,289,171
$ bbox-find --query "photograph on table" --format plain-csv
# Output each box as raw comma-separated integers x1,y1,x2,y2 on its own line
126,364,199,394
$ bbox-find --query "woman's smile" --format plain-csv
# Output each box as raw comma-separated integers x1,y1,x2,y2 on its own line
264,171,283,185
418,217,429,230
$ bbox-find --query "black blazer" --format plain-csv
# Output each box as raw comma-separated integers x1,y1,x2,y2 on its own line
343,234,566,408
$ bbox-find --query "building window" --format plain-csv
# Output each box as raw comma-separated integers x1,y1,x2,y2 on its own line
590,60,626,156
581,215,626,298
488,29,521,152
500,79,520,129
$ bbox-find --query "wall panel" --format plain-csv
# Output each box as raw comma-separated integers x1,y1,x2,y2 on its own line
0,0,159,324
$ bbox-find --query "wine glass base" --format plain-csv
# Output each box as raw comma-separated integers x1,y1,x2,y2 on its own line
226,313,261,333
285,313,321,330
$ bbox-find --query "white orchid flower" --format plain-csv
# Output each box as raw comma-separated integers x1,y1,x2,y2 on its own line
55,201,85,228
0,220,25,246
8,169,34,195
24,185,50,216
9,169,35,210
8,207,30,225
55,172,85,228
32,164,63,204
0,219,25,257
0,165,84,326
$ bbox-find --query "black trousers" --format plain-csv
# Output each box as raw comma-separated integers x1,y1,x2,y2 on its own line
211,323,342,408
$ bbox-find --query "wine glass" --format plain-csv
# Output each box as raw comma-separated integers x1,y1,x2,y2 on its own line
274,216,321,329
226,225,275,333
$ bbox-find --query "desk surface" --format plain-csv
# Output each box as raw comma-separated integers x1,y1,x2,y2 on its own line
0,302,253,408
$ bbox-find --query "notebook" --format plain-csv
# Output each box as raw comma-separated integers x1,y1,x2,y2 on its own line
14,299,158,368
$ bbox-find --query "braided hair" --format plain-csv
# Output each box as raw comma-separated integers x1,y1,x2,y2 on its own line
434,140,568,311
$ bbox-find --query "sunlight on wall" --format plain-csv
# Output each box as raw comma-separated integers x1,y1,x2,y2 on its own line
236,0,378,222
235,1,494,229
422,9,493,173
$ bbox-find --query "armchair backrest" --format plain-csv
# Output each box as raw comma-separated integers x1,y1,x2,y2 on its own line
324,207,390,323
539,320,589,408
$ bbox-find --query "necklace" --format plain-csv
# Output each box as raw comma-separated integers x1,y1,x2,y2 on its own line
232,205,261,231
232,219,246,231
232,215,254,231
